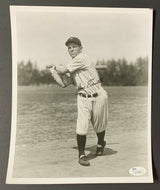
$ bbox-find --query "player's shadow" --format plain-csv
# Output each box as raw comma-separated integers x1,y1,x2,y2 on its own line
86,145,117,160
73,145,117,161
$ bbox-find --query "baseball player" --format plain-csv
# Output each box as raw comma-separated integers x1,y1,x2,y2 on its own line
47,37,108,166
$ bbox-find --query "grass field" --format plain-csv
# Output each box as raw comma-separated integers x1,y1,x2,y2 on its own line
12,85,151,179
16,85,148,146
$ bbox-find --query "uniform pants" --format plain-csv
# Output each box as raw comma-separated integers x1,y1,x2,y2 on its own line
76,88,108,135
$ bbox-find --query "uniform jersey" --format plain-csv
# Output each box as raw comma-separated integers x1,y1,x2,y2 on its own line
66,53,101,94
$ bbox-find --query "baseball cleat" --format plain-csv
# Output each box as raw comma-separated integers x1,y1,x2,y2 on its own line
96,141,106,156
79,155,90,166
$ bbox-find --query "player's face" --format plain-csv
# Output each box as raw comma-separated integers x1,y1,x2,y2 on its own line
67,43,82,58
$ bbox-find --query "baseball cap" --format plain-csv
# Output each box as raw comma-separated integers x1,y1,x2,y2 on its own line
65,37,82,47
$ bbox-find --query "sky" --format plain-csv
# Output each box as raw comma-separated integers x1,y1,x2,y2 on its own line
13,7,152,69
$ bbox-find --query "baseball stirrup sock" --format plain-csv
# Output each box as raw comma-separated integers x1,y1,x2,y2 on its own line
97,130,105,145
77,134,86,157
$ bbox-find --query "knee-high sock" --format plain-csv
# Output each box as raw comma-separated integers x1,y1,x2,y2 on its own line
77,134,86,157
96,130,105,145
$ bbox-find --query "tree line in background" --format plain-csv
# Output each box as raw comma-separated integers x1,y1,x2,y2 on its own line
18,57,148,86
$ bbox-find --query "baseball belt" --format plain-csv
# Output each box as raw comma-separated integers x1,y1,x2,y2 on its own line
78,92,98,98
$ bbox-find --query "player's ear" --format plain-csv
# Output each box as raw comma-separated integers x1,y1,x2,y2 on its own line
80,46,83,52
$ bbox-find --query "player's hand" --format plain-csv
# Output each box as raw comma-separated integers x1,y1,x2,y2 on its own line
46,65,55,69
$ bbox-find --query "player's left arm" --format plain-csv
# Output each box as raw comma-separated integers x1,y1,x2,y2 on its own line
55,65,69,75
66,55,87,73
46,65,72,88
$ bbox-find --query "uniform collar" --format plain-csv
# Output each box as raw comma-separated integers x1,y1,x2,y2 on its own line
72,52,82,60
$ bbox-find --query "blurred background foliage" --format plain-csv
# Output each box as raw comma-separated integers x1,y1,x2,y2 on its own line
17,57,148,86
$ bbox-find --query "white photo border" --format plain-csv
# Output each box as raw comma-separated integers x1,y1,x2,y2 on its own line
6,6,153,184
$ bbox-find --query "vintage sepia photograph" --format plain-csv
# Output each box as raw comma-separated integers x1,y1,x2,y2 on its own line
6,6,153,183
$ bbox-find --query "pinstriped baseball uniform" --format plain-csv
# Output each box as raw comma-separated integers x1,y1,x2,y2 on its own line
66,53,108,135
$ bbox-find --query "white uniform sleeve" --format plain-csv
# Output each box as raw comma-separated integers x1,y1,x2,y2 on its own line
66,54,87,73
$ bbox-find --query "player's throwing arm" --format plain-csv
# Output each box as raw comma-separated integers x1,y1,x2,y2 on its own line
46,65,72,87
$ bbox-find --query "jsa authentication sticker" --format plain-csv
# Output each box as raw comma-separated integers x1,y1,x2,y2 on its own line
129,167,147,176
